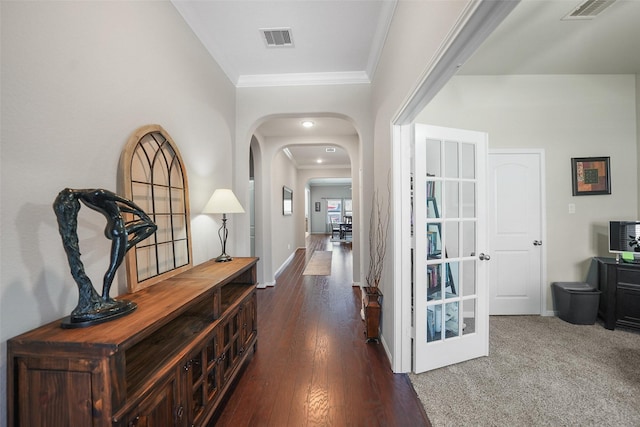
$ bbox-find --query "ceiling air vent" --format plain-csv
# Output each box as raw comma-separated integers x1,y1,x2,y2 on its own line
562,0,617,20
326,148,336,153
261,28,294,47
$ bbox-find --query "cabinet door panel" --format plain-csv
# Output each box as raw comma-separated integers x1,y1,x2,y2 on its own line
114,376,179,427
616,284,640,328
205,329,221,404
16,357,99,427
242,292,258,349
221,307,242,382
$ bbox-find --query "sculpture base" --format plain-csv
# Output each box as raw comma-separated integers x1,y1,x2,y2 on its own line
216,253,232,262
61,299,137,329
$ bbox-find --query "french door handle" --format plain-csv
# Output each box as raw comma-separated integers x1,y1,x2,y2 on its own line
533,240,543,246
479,253,491,261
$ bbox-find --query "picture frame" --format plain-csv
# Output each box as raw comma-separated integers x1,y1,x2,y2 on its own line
315,201,321,212
283,186,293,215
571,157,611,196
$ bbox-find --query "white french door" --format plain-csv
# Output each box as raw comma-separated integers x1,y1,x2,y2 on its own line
412,124,490,373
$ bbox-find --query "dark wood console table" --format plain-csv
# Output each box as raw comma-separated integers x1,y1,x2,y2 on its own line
8,257,258,427
592,257,640,331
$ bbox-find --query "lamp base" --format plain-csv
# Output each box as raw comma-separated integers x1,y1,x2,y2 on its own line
215,253,233,262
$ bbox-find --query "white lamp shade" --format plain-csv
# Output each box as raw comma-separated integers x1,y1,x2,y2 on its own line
203,189,245,214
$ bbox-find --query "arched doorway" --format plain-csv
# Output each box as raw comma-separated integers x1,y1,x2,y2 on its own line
250,115,361,287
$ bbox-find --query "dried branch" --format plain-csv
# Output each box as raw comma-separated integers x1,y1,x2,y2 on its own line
366,173,391,288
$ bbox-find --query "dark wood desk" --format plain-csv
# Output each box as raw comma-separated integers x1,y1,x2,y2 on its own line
592,257,640,331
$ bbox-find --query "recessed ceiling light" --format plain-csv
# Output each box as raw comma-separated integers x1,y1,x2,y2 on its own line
317,159,323,164
302,121,314,128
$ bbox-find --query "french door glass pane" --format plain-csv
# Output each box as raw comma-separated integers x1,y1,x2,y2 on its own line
427,305,439,342
427,264,442,302
462,259,477,296
462,182,476,218
427,182,441,218
445,302,459,337
425,139,441,176
445,141,459,178
462,221,476,258
444,181,459,218
461,143,476,179
462,299,476,335
445,261,458,298
427,223,442,259
444,222,459,258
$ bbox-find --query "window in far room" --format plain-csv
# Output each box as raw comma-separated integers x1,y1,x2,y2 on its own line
344,199,353,219
327,199,342,225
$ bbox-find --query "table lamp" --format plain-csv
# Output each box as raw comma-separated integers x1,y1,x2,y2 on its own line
203,189,245,262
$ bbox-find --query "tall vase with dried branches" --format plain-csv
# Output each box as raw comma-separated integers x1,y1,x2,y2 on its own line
362,178,390,342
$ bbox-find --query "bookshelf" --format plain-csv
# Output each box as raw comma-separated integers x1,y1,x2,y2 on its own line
426,193,455,301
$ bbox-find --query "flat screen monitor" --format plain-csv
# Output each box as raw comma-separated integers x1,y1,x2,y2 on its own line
609,221,640,254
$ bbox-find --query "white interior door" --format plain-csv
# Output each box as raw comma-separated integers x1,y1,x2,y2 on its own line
488,151,544,315
412,124,489,373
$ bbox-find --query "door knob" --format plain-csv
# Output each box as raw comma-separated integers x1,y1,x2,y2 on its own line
479,253,491,261
533,240,542,246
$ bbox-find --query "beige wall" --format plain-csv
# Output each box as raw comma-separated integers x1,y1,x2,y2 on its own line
270,148,299,274
417,74,638,311
369,0,473,368
0,2,236,420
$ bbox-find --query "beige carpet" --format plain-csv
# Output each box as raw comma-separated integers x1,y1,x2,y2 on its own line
409,316,640,426
302,250,332,276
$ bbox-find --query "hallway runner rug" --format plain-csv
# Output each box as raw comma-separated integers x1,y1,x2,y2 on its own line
302,251,332,276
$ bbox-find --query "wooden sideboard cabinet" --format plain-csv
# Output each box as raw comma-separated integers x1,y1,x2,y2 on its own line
593,257,640,331
7,257,258,427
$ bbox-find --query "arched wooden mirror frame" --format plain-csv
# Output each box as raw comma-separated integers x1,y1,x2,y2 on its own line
119,124,193,292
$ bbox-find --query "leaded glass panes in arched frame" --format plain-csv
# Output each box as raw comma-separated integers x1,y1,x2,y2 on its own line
120,124,192,292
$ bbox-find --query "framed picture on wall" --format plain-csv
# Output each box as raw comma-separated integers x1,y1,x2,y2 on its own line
571,156,611,196
283,186,293,215
315,201,321,212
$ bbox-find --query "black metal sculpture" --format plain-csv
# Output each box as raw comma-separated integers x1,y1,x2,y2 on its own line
53,188,157,328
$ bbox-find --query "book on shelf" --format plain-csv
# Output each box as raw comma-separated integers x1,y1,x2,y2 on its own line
427,230,437,256
427,265,441,290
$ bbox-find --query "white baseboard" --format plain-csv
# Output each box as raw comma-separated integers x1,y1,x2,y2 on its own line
274,253,295,277
352,281,361,288
380,334,392,365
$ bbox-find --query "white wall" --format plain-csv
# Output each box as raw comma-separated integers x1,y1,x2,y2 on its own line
417,74,638,309
270,149,299,275
0,2,236,422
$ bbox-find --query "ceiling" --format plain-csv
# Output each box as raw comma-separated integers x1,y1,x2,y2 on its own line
171,0,395,87
459,0,640,75
172,0,640,175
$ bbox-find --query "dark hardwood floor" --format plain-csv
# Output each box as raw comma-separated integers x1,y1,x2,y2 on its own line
212,235,430,426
